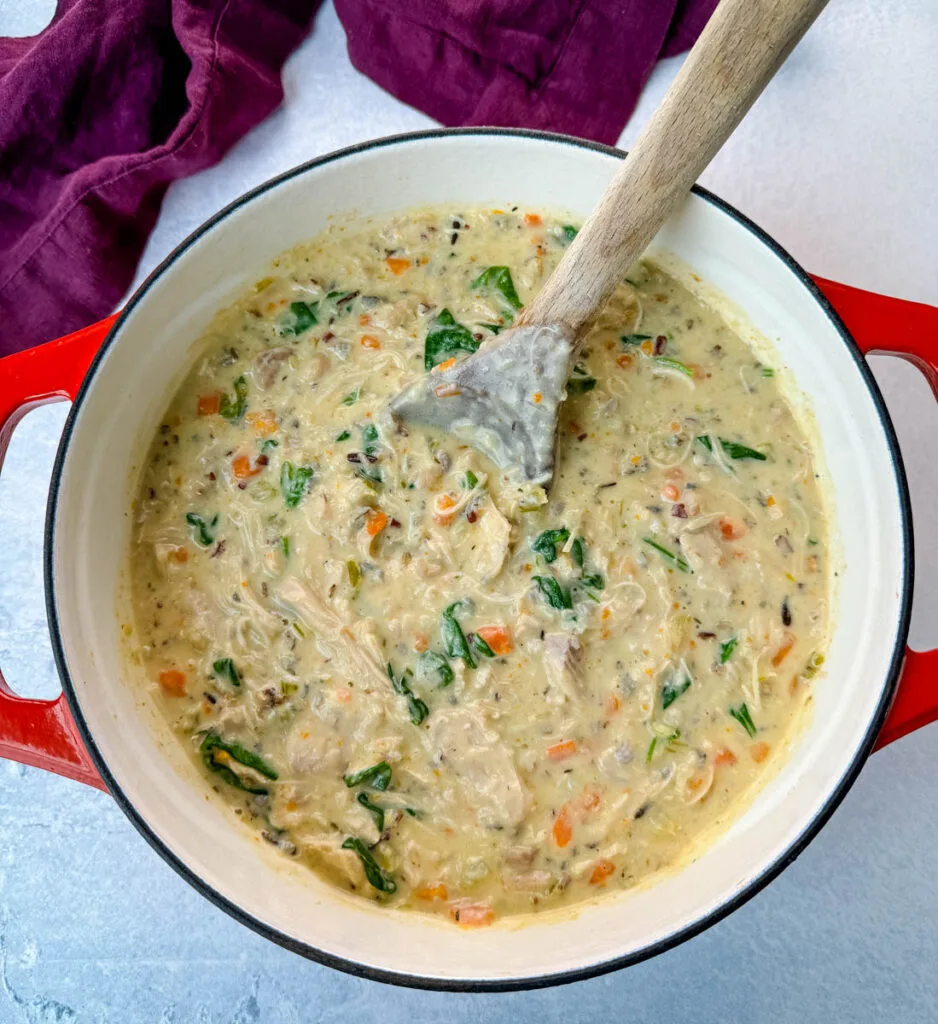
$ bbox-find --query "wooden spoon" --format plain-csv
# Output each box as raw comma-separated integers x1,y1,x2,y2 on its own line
390,0,829,488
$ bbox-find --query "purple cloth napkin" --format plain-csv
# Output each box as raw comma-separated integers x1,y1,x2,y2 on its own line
0,0,716,357
0,0,318,357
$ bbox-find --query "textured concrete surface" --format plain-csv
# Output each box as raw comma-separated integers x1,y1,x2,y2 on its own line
0,1,936,1020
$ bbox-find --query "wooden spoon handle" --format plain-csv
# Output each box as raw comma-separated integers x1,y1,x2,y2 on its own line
519,0,829,334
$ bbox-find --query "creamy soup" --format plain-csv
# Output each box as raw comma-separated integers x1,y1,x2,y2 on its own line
126,205,829,926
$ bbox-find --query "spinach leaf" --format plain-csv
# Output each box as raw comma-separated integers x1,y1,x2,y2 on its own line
341,388,361,406
200,732,278,794
441,603,476,669
729,703,758,737
212,658,241,688
643,537,692,574
344,761,392,791
532,575,572,611
461,469,478,490
655,356,693,377
357,792,385,832
760,366,775,378
567,364,597,394
341,837,397,894
260,438,279,454
186,512,218,547
468,632,495,659
362,423,379,457
532,527,570,564
571,536,585,568
469,266,523,310
720,636,738,663
386,663,429,725
335,429,351,442
281,461,314,508
219,376,248,421
418,650,454,688
280,536,290,558
560,224,579,243
581,572,605,591
280,300,318,336
621,333,651,346
479,323,505,335
661,672,691,709
424,308,479,370
696,435,767,461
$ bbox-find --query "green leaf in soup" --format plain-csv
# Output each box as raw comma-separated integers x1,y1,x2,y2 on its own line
280,461,314,508
469,266,523,310
357,791,386,832
424,308,479,371
212,658,241,688
532,527,570,564
661,672,691,709
186,512,218,547
346,559,361,588
418,650,454,687
280,300,318,336
344,760,392,791
219,375,248,421
532,574,572,611
729,702,758,737
468,632,495,659
362,423,379,457
341,837,397,894
654,356,693,377
621,333,651,346
642,537,692,574
335,429,351,442
696,435,767,461
341,388,361,406
479,323,504,335
353,463,383,489
200,732,278,794
280,536,290,558
580,572,605,591
441,603,476,669
461,469,479,490
720,636,738,663
560,224,579,243
567,364,597,394
386,663,429,725
571,536,585,568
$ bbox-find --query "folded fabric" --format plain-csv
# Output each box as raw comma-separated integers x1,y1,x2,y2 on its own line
0,0,715,357
0,0,318,357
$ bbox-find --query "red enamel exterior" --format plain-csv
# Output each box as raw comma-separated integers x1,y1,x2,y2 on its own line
0,280,934,787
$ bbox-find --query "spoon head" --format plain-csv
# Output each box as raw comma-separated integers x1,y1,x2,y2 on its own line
389,322,575,488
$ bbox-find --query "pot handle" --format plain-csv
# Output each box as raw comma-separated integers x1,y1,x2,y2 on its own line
812,275,938,748
0,316,117,790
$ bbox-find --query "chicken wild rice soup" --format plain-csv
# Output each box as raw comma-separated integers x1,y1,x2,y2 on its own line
126,205,829,926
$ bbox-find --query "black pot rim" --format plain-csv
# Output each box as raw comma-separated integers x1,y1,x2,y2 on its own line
44,125,914,993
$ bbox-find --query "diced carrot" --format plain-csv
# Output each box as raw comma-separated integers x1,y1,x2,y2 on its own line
475,625,513,656
197,393,221,416
640,339,654,356
232,454,262,480
360,334,381,350
246,410,278,435
532,391,543,404
414,633,429,653
771,630,796,667
416,883,448,901
365,509,389,536
750,741,770,763
616,353,633,369
158,669,187,697
433,493,458,526
589,859,616,886
435,357,457,373
547,740,577,762
719,516,747,540
662,483,680,502
523,213,542,227
451,903,495,928
386,257,411,275
604,691,621,717
169,546,189,564
552,807,573,848
358,313,371,326
714,747,738,767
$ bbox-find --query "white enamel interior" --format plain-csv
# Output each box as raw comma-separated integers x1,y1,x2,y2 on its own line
48,133,907,985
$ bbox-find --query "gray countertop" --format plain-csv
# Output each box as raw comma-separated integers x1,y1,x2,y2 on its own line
1,2,937,1020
